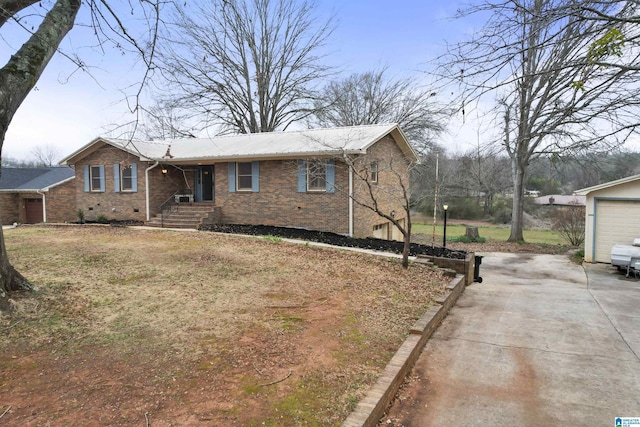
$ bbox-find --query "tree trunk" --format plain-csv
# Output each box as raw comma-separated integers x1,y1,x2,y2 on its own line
0,0,81,308
508,158,526,242
402,212,412,269
465,226,479,239
0,224,32,308
484,192,493,215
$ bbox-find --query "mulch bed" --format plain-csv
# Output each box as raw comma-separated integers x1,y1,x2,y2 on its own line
199,224,467,259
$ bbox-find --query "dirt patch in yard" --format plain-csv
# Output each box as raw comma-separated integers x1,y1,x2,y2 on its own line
0,226,447,426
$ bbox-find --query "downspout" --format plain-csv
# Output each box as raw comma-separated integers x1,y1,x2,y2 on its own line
36,190,46,223
349,163,354,237
145,162,159,221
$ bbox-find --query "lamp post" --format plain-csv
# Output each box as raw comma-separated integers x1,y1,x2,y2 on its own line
443,204,448,248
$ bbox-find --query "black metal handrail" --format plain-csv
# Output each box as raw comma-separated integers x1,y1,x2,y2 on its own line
159,189,193,227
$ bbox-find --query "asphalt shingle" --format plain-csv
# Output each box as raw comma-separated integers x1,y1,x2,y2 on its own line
0,167,74,191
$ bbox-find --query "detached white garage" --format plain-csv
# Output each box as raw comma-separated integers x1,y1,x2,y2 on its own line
575,174,640,263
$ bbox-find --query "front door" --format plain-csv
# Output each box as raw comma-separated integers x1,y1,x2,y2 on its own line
195,166,214,202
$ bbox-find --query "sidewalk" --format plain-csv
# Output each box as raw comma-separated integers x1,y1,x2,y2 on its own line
384,253,640,426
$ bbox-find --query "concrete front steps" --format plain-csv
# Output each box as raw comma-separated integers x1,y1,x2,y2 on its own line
145,203,219,229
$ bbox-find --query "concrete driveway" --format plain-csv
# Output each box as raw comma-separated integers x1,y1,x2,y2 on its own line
385,253,640,426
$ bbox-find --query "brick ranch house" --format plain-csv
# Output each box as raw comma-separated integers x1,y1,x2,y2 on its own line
0,167,76,224
60,124,418,239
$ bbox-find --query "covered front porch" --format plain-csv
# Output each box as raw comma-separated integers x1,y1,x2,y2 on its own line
146,164,219,228
159,164,215,203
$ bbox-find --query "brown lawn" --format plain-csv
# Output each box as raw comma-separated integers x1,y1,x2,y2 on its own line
0,226,447,426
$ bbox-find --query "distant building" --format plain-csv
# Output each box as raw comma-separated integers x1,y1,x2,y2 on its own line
533,195,586,206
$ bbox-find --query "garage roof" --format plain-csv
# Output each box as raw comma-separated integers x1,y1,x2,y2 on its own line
0,167,75,192
60,123,418,165
574,174,640,195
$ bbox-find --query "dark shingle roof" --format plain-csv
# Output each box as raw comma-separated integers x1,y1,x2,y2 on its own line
0,167,75,191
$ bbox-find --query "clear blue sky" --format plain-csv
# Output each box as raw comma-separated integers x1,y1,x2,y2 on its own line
1,0,480,161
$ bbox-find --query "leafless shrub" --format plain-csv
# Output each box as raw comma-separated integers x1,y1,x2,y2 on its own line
551,202,585,247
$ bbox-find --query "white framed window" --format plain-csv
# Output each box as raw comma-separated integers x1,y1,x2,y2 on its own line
307,160,327,192
90,166,102,192
121,165,133,191
114,163,137,193
297,159,335,193
236,162,253,191
228,161,259,193
370,161,378,183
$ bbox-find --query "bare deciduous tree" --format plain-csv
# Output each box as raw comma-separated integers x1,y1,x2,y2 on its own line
30,144,61,167
345,154,414,268
459,143,511,215
570,0,640,75
439,0,640,242
140,101,197,140
314,68,448,153
302,130,417,268
0,0,163,306
411,149,461,214
157,0,334,134
552,202,586,246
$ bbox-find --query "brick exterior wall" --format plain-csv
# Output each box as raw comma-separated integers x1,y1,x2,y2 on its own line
215,159,350,235
74,145,168,221
0,193,19,224
0,184,76,225
75,146,151,222
46,179,77,222
70,137,412,238
351,136,411,240
75,145,195,221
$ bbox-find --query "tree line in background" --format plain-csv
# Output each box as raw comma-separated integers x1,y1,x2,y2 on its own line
3,145,61,168
412,148,640,222
435,0,640,242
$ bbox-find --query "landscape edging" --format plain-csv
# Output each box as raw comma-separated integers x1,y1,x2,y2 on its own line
341,273,467,427
419,252,476,285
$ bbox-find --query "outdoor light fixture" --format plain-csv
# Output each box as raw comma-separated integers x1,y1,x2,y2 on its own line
161,167,168,174
443,203,449,248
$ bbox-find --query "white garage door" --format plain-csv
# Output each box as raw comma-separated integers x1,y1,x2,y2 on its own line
373,222,389,239
594,200,640,262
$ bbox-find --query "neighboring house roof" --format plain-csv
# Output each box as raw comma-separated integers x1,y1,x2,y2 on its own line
60,123,418,165
0,167,75,192
534,195,586,206
574,174,640,196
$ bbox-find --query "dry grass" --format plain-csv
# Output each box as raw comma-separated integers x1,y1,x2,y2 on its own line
0,225,447,426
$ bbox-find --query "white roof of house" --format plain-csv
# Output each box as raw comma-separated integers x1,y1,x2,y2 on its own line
61,124,418,165
534,195,586,206
574,174,640,195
